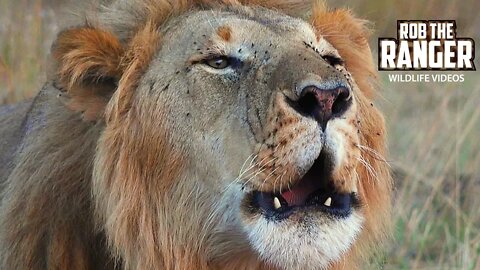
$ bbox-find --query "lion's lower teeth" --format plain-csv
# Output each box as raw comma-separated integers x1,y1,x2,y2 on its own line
324,197,332,207
273,197,281,209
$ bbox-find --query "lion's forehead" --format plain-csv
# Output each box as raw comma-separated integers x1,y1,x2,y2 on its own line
170,9,319,47
160,8,336,68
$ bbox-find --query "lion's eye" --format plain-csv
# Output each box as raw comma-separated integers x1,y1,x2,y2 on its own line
322,54,344,67
205,56,230,69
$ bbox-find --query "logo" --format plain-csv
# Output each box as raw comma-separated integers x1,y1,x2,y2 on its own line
378,20,475,71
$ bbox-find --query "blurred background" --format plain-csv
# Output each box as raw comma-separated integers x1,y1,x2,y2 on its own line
0,0,479,269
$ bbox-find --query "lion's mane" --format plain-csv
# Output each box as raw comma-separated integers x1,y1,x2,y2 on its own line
0,1,392,269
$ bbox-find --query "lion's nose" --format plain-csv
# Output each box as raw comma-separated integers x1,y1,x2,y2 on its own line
296,84,352,131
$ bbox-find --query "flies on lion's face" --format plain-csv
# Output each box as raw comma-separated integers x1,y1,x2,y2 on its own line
147,6,387,269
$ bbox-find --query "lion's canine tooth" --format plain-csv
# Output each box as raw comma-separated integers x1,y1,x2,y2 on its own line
273,197,281,209
324,197,332,207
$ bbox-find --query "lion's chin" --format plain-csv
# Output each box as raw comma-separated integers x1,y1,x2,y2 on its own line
239,151,364,269
242,210,363,270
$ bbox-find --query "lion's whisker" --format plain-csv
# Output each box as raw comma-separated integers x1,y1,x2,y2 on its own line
356,156,379,183
355,144,391,166
241,156,278,186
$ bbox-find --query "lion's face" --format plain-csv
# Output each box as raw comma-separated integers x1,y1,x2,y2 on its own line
52,2,390,269
134,7,368,269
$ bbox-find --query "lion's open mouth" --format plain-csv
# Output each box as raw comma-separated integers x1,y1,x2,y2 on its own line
247,152,360,220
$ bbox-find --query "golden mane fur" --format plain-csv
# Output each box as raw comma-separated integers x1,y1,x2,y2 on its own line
0,1,392,269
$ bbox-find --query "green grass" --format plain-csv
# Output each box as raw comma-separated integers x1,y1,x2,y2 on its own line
1,0,479,269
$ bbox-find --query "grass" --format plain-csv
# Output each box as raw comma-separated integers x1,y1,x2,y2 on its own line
0,0,60,103
1,0,479,269
324,1,480,268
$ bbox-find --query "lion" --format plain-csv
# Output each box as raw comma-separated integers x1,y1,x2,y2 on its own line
0,0,393,269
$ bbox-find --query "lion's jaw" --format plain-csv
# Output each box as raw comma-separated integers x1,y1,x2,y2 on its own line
237,90,364,270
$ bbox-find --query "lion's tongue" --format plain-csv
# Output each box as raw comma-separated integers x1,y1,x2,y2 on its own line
280,174,320,206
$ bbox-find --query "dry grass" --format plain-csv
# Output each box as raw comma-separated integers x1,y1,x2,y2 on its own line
0,0,479,269
0,0,60,103
332,1,480,269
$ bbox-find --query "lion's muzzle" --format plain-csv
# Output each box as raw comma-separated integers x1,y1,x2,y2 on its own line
242,52,359,221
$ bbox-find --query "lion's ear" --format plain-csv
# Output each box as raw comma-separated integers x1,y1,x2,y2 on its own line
51,26,125,121
310,4,377,98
